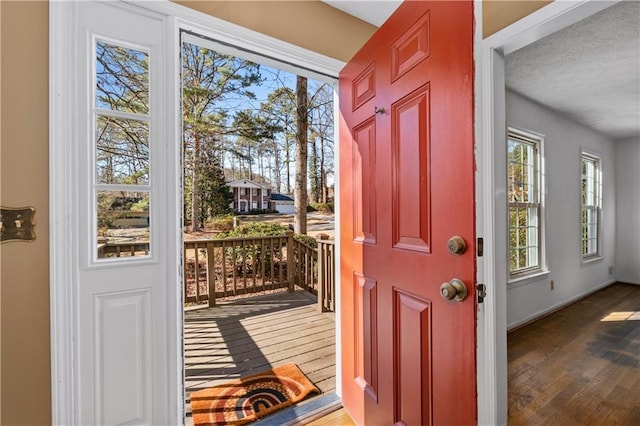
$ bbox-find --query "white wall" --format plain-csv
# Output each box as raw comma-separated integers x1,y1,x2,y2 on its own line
504,90,617,329
615,137,640,284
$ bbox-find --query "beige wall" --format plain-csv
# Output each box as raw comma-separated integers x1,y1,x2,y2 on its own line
483,0,551,37
0,1,550,423
174,1,376,62
1,2,51,425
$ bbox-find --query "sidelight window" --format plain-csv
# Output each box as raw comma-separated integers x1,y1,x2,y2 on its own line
94,40,151,259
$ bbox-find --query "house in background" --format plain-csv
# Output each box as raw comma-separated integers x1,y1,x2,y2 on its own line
269,193,295,214
228,179,271,213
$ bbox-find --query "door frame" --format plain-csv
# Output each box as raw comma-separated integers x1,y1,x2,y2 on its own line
50,1,618,423
476,1,620,424
50,1,344,424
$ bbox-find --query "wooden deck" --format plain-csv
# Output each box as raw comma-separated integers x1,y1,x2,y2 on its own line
184,289,336,423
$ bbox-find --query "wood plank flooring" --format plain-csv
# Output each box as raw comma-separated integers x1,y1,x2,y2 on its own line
306,407,356,426
508,282,640,425
183,290,335,424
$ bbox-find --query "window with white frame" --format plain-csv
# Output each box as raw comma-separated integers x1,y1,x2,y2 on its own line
507,130,543,276
94,39,151,259
581,153,601,258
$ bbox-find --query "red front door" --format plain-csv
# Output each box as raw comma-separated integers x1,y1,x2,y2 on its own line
339,1,476,424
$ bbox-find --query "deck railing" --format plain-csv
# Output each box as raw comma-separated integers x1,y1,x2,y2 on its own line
183,231,335,312
98,242,149,258
98,231,336,311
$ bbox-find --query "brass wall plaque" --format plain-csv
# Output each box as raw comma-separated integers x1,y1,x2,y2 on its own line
1,206,36,243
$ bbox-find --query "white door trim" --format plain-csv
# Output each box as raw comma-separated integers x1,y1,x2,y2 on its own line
476,1,620,424
49,3,78,423
50,1,345,424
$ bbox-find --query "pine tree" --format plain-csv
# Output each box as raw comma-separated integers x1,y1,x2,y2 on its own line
196,148,233,225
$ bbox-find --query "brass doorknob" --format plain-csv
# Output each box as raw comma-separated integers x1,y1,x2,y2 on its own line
440,278,468,302
447,236,467,255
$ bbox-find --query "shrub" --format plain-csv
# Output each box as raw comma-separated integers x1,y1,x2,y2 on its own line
205,215,234,231
294,234,317,248
309,203,334,213
216,222,289,276
217,222,288,239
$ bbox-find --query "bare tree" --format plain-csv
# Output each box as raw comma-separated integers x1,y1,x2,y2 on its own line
294,76,308,234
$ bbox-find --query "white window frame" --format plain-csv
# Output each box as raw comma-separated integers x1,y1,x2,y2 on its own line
507,128,545,279
581,151,602,260
92,37,153,263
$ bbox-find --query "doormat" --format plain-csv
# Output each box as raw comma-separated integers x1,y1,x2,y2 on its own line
189,363,320,425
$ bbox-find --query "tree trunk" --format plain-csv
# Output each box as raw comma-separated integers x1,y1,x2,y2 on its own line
191,133,201,232
294,76,308,234
273,142,282,193
309,135,319,204
285,135,292,194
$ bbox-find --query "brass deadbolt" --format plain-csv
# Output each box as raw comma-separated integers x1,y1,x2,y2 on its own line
440,278,468,302
447,236,467,255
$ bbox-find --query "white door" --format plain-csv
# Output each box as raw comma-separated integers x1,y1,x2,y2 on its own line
58,2,179,424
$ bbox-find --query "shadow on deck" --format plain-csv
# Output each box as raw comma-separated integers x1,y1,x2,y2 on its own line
184,289,336,422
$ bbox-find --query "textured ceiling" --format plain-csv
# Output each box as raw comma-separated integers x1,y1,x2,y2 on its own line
506,1,640,140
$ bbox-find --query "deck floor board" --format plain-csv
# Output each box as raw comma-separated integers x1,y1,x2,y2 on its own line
184,289,336,424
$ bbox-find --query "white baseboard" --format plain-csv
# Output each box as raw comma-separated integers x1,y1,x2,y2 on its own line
507,279,617,331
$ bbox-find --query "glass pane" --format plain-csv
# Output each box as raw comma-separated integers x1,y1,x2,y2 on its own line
518,248,528,269
97,190,150,259
96,115,149,185
528,246,538,267
96,41,149,115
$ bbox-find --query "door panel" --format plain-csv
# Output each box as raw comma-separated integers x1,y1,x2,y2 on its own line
354,273,378,401
340,2,476,424
394,290,432,425
352,119,377,244
74,2,176,424
391,84,431,252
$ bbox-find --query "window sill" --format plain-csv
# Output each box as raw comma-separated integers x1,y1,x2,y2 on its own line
581,256,603,265
508,270,550,288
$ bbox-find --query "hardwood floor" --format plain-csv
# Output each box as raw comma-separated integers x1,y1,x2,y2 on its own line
306,407,355,426
508,283,640,425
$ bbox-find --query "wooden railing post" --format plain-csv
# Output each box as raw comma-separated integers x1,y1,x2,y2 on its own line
316,233,329,312
206,242,216,307
286,230,295,292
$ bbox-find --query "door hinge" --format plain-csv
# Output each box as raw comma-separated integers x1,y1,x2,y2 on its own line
477,283,487,304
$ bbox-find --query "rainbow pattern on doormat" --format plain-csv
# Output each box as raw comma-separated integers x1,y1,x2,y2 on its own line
189,363,320,425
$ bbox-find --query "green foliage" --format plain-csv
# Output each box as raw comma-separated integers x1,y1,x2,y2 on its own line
294,234,317,248
196,151,233,225
130,198,149,212
309,202,334,213
205,215,234,231
97,192,119,230
217,222,289,276
218,222,288,239
246,208,278,215
97,192,148,230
